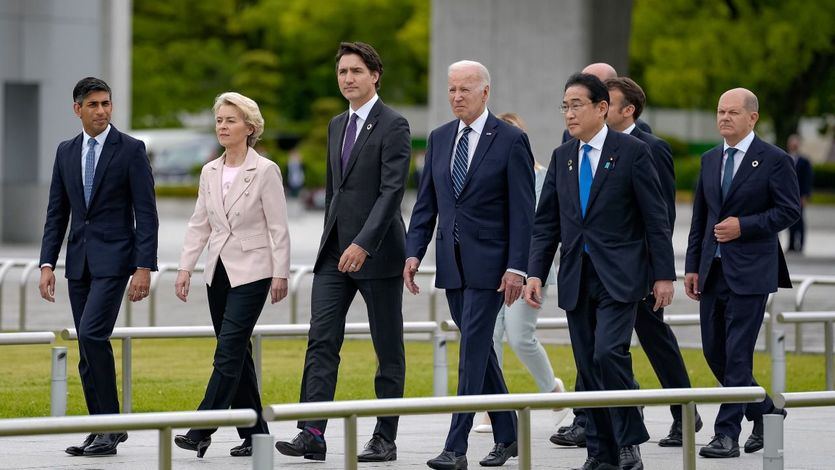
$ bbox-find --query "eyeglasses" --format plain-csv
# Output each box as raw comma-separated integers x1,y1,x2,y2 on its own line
559,101,594,114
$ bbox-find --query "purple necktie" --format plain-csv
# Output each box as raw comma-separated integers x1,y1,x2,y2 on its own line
341,113,359,172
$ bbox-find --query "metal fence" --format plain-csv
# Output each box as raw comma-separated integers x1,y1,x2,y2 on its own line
771,311,835,392
763,390,835,470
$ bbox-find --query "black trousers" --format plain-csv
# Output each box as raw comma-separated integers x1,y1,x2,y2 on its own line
298,236,405,442
188,259,270,440
700,259,775,441
67,261,129,415
566,256,648,465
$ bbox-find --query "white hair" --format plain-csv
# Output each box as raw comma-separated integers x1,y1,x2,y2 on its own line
213,92,264,147
448,60,491,89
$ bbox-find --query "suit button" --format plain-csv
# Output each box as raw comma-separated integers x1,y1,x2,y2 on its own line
82,238,86,243
339,188,344,193
85,220,90,225
245,191,249,196
235,211,240,216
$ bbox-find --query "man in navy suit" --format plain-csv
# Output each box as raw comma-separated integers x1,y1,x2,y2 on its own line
38,77,158,456
685,88,799,458
405,60,535,470
786,134,813,252
526,73,676,470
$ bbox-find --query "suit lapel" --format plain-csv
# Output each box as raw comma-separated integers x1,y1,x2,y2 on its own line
438,122,457,197
723,137,763,204
88,127,120,208
703,147,723,207
564,140,582,218
341,100,383,185
458,114,498,196
223,148,258,214
584,131,617,214
330,112,348,188
206,157,228,228
66,134,86,213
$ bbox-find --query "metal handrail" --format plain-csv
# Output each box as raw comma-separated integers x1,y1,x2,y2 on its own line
263,386,766,470
0,409,257,470
793,276,835,353
775,311,835,390
775,390,835,408
765,390,835,470
0,331,55,345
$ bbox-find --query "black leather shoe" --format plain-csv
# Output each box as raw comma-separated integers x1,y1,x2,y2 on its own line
699,434,739,458
65,433,97,456
357,435,397,462
572,457,618,470
174,434,212,458
479,441,517,466
83,432,128,456
617,445,643,470
427,450,468,469
550,423,587,447
275,430,326,461
745,408,787,453
658,412,703,447
230,437,251,457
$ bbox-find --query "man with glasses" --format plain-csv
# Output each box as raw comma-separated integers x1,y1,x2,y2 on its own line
525,73,675,470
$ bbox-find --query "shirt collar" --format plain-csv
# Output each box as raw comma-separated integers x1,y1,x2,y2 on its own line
457,107,489,136
580,124,608,151
83,124,111,147
622,122,637,135
348,94,379,122
724,130,755,154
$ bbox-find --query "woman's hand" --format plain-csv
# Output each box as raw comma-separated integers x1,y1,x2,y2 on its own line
175,270,191,302
271,277,288,304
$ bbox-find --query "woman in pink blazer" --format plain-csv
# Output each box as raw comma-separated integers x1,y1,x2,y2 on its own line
173,92,290,458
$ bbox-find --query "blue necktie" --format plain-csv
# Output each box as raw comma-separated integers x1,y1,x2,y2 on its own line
715,147,738,257
452,126,472,242
341,113,359,172
579,144,593,217
84,138,97,207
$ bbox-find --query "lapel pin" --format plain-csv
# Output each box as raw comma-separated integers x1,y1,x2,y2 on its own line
485,132,493,136
568,159,573,171
752,160,759,168
366,123,373,131
244,176,251,183
604,156,615,170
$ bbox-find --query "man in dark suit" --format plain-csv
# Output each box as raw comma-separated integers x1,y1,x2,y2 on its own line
405,60,535,470
38,77,158,456
685,88,799,458
786,134,813,252
602,76,703,446
275,42,411,463
526,73,676,470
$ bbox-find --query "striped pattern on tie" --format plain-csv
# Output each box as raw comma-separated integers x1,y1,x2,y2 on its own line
452,126,471,243
84,138,97,207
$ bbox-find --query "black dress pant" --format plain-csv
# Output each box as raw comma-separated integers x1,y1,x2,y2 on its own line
67,261,129,415
187,259,270,440
298,236,405,442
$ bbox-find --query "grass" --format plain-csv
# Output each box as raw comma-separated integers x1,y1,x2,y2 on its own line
0,338,827,418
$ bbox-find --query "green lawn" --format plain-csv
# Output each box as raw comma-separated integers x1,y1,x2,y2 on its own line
1,338,827,418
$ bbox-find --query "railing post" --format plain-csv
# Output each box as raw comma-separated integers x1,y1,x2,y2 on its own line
252,433,274,470
159,426,172,470
50,346,67,416
517,407,531,470
682,401,696,470
826,321,833,390
19,260,38,331
254,334,263,394
763,413,784,470
429,282,437,323
122,337,132,413
124,292,132,327
344,414,358,470
433,328,448,397
771,329,786,394
793,278,815,353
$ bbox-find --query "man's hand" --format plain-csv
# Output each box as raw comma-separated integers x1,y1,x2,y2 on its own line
403,257,421,295
652,279,674,311
714,216,741,243
128,268,151,302
684,272,701,301
524,277,543,309
271,277,288,304
338,243,368,273
175,270,191,302
39,267,56,302
498,271,525,307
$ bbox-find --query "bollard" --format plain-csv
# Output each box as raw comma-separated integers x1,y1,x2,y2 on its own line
122,337,132,413
344,415,358,470
254,334,263,394
252,434,274,470
433,329,448,397
763,413,784,470
50,346,68,416
771,330,786,395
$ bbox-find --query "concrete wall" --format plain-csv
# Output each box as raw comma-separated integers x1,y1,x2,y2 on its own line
0,0,131,243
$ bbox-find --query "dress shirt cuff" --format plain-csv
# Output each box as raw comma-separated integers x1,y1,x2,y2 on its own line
40,263,54,269
406,256,420,264
506,268,527,278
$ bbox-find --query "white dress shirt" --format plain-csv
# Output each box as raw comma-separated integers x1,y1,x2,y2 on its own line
81,124,112,180
449,107,489,173
622,122,637,136
342,94,379,149
721,130,755,181
578,124,609,182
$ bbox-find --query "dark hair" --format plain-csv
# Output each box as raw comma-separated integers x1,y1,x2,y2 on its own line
564,73,609,105
73,77,111,104
335,42,383,90
604,77,646,120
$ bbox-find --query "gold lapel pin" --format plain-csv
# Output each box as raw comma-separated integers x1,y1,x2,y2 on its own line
752,161,759,168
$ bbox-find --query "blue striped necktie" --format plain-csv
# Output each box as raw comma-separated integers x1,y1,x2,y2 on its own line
715,147,738,257
452,126,471,242
84,138,97,207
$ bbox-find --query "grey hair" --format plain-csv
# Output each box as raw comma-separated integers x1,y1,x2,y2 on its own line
448,60,491,89
743,93,759,112
213,92,264,147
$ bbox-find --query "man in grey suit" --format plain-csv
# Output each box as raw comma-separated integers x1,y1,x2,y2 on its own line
276,41,411,463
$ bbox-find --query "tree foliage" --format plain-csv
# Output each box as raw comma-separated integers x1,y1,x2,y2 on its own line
631,0,835,146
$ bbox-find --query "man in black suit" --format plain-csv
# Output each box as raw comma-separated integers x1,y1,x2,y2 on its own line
685,88,799,458
405,60,535,470
786,134,813,252
275,42,411,463
526,73,676,470
38,77,159,456
602,76,702,446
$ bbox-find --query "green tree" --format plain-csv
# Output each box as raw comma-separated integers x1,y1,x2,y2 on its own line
631,0,835,146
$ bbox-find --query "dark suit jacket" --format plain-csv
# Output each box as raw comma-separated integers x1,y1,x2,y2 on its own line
630,127,676,228
314,99,411,279
795,155,813,199
685,136,800,295
406,112,535,290
40,126,159,279
529,128,675,311
562,118,652,144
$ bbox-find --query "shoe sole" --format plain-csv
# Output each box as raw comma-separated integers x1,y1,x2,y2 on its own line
357,453,397,462
274,443,326,460
699,450,740,458
549,436,587,448
744,445,763,454
658,440,682,447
